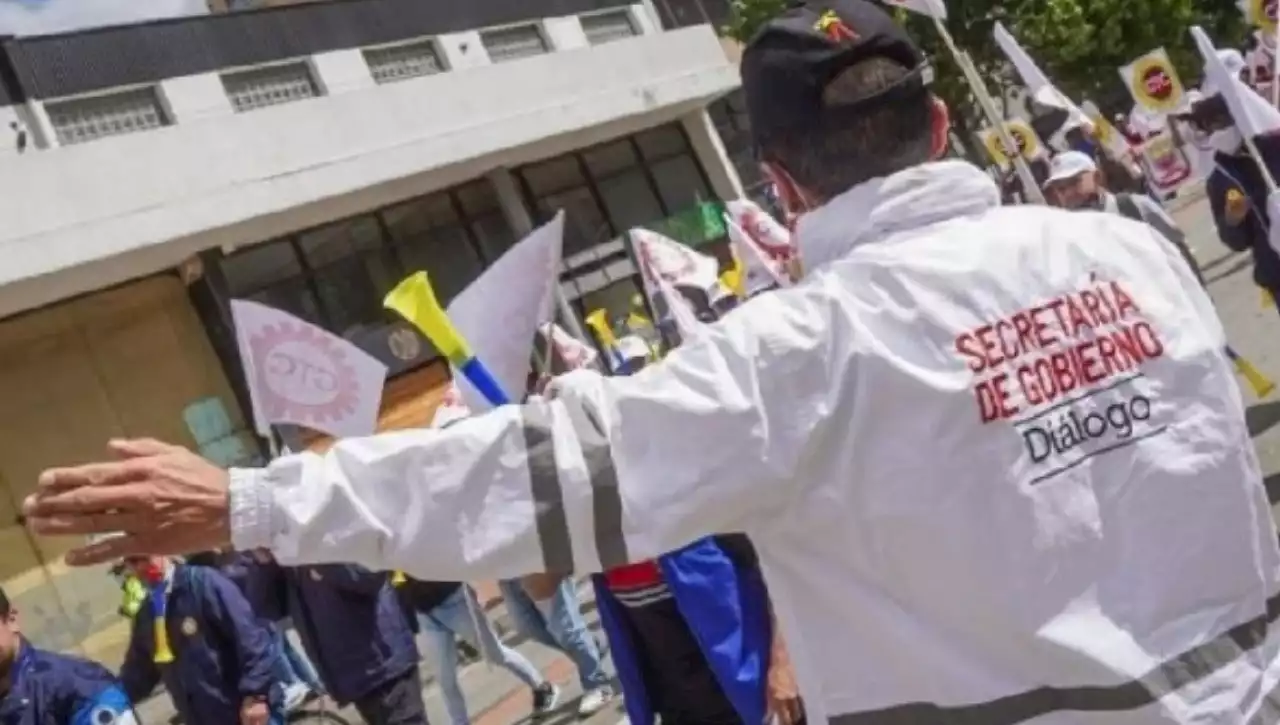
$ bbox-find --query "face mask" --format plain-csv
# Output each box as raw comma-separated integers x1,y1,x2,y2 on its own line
1209,127,1244,154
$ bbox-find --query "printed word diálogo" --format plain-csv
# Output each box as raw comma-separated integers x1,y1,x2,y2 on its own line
248,321,361,426
955,279,1168,485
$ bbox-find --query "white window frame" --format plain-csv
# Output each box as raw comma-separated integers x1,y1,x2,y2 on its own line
579,9,639,45
479,22,550,64
220,59,322,114
362,37,448,85
44,84,170,147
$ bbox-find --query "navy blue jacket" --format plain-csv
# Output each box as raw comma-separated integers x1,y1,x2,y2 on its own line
1207,134,1280,289
252,562,419,705
0,641,136,725
120,564,281,725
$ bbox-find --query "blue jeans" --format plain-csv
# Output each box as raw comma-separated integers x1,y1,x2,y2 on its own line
419,586,545,725
274,622,323,693
498,578,610,691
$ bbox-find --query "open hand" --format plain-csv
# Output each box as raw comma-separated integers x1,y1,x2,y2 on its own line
23,439,233,566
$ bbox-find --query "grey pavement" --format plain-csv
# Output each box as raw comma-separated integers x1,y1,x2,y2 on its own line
1172,196,1280,530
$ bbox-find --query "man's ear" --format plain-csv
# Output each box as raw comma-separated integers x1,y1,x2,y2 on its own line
928,96,951,159
761,161,810,224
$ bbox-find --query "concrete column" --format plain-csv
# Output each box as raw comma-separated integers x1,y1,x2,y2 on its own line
486,168,590,343
23,101,58,149
438,31,491,70
542,16,590,51
635,1,664,32
310,49,376,95
681,108,745,200
159,73,235,124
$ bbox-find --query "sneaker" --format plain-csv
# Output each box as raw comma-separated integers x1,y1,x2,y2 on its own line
282,682,311,712
532,683,561,716
577,686,614,717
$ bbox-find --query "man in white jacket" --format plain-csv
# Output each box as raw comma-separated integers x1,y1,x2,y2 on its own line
23,1,1280,723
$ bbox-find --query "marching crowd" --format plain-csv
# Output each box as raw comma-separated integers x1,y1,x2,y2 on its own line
10,1,1280,725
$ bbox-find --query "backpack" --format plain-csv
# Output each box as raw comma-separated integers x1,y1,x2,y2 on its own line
1114,193,1206,286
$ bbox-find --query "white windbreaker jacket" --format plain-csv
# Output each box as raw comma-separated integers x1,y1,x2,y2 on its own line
230,161,1280,724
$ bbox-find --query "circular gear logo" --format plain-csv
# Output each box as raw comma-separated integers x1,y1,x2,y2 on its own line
249,322,361,427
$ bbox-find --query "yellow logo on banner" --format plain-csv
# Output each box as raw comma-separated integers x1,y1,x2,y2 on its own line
980,120,1041,167
1250,0,1278,33
1125,49,1184,113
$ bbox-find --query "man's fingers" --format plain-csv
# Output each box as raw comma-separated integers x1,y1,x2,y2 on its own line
63,535,147,567
37,459,154,493
110,438,182,459
24,508,154,537
25,481,155,519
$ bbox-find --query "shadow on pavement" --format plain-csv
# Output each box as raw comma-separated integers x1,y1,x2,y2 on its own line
1201,252,1243,274
1264,472,1280,506
1205,257,1254,285
1248,401,1280,438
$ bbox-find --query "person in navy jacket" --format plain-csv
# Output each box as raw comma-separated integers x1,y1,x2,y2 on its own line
0,586,137,725
250,556,427,724
118,555,281,725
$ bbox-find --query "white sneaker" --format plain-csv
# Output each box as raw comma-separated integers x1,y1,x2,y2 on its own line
282,682,311,712
577,686,614,717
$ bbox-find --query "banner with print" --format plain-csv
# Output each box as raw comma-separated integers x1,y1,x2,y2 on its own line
230,300,388,439
979,119,1044,168
631,228,721,298
1138,131,1193,195
1120,48,1186,114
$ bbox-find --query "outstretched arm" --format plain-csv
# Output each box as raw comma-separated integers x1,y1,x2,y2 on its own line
24,283,843,577
229,284,839,581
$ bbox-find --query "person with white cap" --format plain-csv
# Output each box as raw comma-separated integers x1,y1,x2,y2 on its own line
1043,150,1202,281
24,2,1280,724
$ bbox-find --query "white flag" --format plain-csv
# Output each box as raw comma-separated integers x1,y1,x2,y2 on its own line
430,382,472,430
655,275,707,340
1193,26,1280,139
726,217,789,296
231,299,387,439
993,22,1090,128
632,228,721,297
538,321,598,373
447,213,565,412
725,200,797,294
880,0,946,19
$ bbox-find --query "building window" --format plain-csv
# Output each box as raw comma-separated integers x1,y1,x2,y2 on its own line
45,87,168,146
581,10,638,45
381,194,486,305
364,40,445,84
514,123,717,301
218,183,510,342
222,62,319,113
481,24,549,63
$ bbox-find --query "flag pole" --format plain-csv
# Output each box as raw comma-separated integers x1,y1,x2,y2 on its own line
931,16,1046,204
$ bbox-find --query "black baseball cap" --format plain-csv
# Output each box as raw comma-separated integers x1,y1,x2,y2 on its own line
742,0,929,151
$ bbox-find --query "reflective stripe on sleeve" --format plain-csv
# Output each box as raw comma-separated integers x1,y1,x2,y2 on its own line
521,401,575,574
830,593,1280,725
560,396,629,570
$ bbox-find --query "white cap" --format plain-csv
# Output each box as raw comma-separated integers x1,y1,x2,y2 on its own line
611,336,651,372
1043,151,1098,187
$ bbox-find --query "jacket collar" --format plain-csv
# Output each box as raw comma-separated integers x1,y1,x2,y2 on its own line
793,160,1002,274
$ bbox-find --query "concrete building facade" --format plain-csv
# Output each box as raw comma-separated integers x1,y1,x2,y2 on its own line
0,0,740,665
